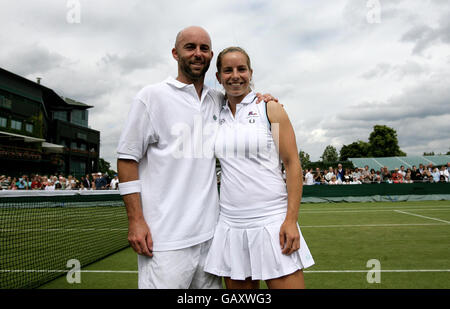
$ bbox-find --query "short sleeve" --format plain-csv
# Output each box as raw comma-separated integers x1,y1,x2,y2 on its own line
117,96,158,162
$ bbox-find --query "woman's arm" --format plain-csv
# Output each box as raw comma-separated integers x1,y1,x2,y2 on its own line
266,101,302,255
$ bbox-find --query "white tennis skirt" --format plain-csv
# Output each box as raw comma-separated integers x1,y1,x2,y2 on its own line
204,213,315,281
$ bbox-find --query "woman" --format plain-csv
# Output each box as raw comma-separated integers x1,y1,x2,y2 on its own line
204,47,314,289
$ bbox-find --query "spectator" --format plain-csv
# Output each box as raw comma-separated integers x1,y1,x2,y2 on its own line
432,167,441,183
329,175,339,185
110,174,120,190
391,168,404,184
404,174,413,184
94,172,107,190
325,167,335,182
352,168,362,182
336,164,344,182
440,165,449,182
399,166,406,178
361,165,371,184
381,167,391,182
305,169,314,186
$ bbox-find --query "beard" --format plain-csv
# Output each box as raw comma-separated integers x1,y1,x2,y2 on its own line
178,56,211,81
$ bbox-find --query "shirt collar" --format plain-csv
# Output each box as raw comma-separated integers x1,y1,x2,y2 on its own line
222,91,256,111
165,76,210,91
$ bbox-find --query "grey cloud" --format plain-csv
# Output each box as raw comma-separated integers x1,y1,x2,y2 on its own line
401,11,450,54
99,51,163,75
3,44,67,76
361,61,427,79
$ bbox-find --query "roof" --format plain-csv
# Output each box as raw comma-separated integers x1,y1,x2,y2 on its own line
348,155,450,171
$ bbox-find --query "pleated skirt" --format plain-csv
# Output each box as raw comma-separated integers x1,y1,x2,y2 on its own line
204,213,315,280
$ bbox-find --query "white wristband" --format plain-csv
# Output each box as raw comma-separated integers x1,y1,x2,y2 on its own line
119,180,142,196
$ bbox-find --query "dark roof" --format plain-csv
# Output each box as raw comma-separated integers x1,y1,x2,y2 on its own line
0,67,93,113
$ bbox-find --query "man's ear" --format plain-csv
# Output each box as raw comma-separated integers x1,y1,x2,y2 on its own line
172,47,179,61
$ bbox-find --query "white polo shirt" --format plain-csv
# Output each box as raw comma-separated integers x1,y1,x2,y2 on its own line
117,77,223,251
215,92,288,219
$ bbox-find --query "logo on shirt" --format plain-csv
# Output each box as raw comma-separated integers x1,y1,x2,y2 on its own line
219,119,226,125
247,110,258,124
213,115,217,121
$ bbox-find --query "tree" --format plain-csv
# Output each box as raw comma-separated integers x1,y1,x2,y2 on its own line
320,145,339,162
423,151,435,156
98,158,116,177
298,150,311,169
340,140,370,161
368,125,406,157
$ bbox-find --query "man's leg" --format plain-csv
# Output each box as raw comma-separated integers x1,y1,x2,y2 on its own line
138,247,197,289
189,239,223,289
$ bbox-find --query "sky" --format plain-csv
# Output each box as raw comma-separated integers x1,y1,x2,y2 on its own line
1,0,449,171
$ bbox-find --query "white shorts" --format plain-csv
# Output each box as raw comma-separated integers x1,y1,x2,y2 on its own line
138,239,222,289
204,213,315,281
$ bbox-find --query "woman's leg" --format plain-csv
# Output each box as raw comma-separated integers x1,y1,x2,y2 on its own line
265,270,305,289
224,277,260,289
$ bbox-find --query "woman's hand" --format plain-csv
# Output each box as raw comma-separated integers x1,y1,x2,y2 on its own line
279,220,300,255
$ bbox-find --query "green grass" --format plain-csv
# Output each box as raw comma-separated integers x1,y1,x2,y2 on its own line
38,200,450,289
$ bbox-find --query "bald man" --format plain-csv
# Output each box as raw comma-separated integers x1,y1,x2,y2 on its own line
117,26,274,289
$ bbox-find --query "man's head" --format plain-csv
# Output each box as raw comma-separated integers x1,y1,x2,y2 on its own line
172,26,213,83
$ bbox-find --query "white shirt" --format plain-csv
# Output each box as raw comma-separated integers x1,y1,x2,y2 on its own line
110,178,119,190
215,92,287,219
305,172,314,185
117,77,223,251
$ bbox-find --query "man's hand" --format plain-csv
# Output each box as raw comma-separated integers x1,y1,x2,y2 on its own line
128,218,153,257
279,220,300,255
255,92,279,104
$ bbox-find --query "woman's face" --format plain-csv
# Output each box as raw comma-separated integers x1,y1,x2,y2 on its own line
216,51,252,100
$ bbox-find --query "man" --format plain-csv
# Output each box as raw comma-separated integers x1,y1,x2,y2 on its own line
117,26,275,289
361,165,371,184
336,164,344,182
324,166,335,183
305,168,314,185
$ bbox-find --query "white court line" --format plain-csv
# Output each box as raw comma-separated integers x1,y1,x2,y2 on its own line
394,210,450,224
300,208,450,214
300,223,447,228
1,269,450,274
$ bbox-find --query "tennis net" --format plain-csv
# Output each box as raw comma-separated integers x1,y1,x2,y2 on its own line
0,191,128,289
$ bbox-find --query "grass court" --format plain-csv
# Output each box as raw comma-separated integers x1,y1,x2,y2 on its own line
36,200,450,289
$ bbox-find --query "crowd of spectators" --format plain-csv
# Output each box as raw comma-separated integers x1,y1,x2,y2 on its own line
0,172,120,191
302,163,450,185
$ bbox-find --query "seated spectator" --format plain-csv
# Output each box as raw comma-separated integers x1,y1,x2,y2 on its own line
440,165,449,182
352,168,362,182
399,166,406,178
439,175,446,183
110,174,120,190
325,167,335,182
328,175,339,185
391,168,404,183
432,167,441,183
381,167,391,182
404,174,413,184
313,168,324,185
361,165,371,184
369,169,376,183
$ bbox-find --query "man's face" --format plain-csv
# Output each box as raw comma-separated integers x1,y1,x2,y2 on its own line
173,28,213,82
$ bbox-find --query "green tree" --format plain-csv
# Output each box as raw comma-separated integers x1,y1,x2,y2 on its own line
368,125,406,157
423,151,435,156
340,140,370,161
99,158,116,177
321,145,339,162
298,150,311,169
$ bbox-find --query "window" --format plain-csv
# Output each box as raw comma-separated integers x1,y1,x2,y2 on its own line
25,123,33,133
11,120,22,131
0,96,12,110
71,141,77,149
0,117,6,127
53,111,68,122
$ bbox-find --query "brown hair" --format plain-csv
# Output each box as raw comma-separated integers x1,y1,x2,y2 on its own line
216,46,252,72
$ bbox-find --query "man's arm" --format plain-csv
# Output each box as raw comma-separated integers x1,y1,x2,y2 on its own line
267,101,302,256
118,159,153,257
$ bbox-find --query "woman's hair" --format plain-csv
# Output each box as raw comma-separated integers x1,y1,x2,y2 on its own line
216,46,252,72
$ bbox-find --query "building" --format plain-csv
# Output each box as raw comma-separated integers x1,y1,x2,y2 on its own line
0,67,100,178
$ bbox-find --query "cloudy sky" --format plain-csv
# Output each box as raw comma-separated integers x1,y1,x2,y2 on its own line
1,0,449,170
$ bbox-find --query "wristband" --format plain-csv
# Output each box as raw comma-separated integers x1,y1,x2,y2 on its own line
119,180,142,196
